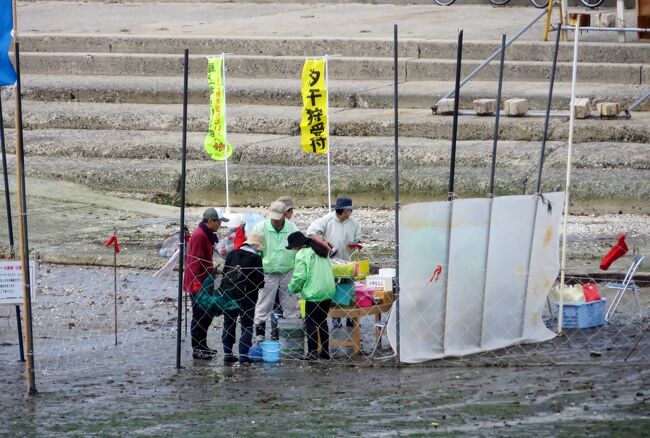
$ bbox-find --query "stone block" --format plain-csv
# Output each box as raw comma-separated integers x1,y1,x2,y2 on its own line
568,13,591,27
473,98,496,116
574,98,591,119
596,102,621,116
504,98,528,117
434,98,456,115
597,13,617,28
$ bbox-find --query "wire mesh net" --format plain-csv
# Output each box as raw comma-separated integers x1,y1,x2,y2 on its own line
0,229,648,382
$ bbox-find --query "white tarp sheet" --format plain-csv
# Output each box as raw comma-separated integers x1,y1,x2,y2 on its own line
387,192,565,363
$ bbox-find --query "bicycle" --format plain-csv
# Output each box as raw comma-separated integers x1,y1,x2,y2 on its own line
434,0,550,9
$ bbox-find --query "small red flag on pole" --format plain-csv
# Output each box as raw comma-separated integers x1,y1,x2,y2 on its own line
104,234,120,253
104,230,119,346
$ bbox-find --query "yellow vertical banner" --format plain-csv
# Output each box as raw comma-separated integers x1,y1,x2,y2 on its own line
300,58,328,154
204,56,233,161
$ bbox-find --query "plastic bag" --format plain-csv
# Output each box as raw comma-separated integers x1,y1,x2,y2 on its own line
582,283,602,302
550,284,585,303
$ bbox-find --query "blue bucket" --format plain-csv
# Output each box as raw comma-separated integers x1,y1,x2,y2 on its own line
261,340,282,363
248,345,264,362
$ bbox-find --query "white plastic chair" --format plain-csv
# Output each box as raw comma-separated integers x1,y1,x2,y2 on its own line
605,255,645,321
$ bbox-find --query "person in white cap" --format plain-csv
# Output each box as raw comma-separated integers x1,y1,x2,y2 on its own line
183,207,229,360
276,195,295,221
252,200,299,341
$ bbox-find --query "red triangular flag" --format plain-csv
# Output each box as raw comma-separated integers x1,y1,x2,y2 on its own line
599,233,627,270
104,235,120,254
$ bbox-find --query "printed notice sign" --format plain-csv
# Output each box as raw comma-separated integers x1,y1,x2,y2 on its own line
0,260,37,305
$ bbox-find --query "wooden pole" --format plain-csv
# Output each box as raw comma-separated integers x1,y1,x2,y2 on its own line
14,41,37,395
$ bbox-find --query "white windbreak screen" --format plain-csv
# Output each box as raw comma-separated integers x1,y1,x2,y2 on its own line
388,192,564,363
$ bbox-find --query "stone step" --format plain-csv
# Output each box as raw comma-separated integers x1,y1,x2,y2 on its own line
20,34,650,65
3,128,649,171
3,101,650,143
12,74,650,111
18,52,647,84
3,154,649,212
20,0,632,6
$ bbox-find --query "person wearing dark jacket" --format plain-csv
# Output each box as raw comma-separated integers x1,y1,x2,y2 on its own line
184,208,229,360
220,233,265,364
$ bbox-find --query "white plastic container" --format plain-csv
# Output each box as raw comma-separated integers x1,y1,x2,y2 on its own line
378,268,396,278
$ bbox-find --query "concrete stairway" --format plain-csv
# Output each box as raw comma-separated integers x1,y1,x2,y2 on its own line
2,33,649,212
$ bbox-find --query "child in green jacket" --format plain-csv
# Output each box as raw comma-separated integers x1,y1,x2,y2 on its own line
286,231,336,360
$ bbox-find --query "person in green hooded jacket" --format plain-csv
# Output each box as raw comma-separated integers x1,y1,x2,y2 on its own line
286,231,336,361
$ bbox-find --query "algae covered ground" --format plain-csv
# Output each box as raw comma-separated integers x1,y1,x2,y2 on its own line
1,264,649,436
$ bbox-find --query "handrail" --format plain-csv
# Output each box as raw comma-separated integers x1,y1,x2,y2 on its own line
628,90,650,111
436,7,548,103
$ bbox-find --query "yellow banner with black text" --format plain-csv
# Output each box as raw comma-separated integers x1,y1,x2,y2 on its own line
300,59,328,154
204,56,233,161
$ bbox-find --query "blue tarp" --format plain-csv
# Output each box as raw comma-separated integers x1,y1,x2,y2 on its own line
0,0,16,86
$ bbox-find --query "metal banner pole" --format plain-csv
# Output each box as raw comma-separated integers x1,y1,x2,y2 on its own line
536,23,562,193
448,30,462,201
14,42,37,395
442,30,463,352
478,33,506,348
519,24,563,339
488,34,506,196
393,24,400,362
176,49,189,369
0,95,24,362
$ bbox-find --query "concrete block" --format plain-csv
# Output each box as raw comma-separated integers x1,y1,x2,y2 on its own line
568,13,591,27
473,98,496,116
574,98,592,119
504,98,528,117
598,13,617,28
597,102,621,116
433,98,456,115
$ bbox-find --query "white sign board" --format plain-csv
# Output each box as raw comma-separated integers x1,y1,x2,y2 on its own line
0,260,37,305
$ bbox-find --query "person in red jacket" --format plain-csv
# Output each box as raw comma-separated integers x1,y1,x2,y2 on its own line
184,207,229,360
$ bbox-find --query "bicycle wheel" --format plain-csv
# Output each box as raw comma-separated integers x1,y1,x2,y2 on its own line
489,0,512,6
579,0,605,8
434,0,456,6
529,0,549,8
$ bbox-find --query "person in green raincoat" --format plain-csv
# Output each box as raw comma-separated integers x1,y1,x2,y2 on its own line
286,231,336,361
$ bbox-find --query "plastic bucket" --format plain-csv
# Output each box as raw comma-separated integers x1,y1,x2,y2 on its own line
261,340,282,362
333,281,354,306
278,318,305,356
248,345,264,362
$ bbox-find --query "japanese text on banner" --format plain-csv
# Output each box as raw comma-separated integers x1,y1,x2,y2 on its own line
300,59,328,154
204,56,233,161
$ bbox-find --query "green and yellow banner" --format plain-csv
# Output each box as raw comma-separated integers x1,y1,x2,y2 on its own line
300,58,328,154
204,56,233,161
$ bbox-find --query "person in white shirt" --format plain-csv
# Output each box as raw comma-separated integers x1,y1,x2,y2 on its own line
307,197,362,328
306,197,362,261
